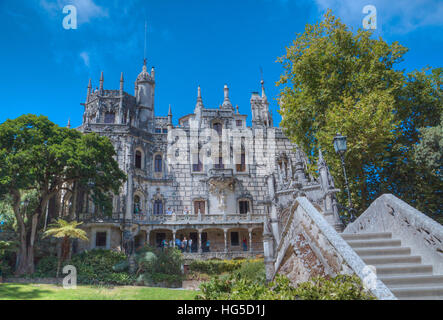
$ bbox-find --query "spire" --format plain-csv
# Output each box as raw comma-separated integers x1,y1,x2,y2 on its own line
67,118,71,129
222,84,233,109
87,79,92,100
99,71,104,93
261,79,267,101
195,85,204,111
318,149,326,167
143,58,147,73
151,66,155,80
120,72,124,93
168,104,173,127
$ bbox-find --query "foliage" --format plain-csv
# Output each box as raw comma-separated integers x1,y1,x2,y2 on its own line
232,260,266,284
277,10,442,216
43,219,89,277
196,274,374,300
0,114,126,274
135,246,184,287
34,249,135,285
189,258,262,275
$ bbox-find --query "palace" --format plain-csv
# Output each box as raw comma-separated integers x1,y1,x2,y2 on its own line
64,60,343,262
56,59,443,299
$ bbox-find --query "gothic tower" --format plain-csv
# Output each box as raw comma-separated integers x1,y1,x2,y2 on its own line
135,59,155,131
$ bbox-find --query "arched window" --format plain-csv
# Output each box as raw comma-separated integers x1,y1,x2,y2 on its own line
154,154,162,172
135,150,142,169
236,144,246,172
153,200,163,215
134,195,141,214
104,112,115,124
213,122,222,136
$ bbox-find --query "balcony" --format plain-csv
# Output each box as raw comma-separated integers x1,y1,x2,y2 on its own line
135,212,266,224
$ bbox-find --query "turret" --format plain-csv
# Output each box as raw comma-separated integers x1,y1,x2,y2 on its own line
120,72,124,94
168,104,173,129
87,79,92,101
222,84,233,110
135,59,155,131
251,79,273,128
99,71,104,94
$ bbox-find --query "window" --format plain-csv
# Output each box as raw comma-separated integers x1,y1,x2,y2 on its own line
154,200,163,215
134,195,141,214
193,152,203,172
239,201,249,214
104,112,115,124
135,151,142,169
231,232,239,246
236,120,242,127
96,232,107,247
155,128,162,133
236,152,246,172
213,122,222,136
194,201,205,214
154,155,162,172
162,128,168,134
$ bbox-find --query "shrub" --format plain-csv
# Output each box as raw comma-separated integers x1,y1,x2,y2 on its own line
34,249,135,285
196,274,375,300
135,246,184,287
233,260,266,284
189,258,262,275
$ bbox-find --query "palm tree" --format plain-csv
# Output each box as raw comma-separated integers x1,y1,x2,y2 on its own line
43,219,88,278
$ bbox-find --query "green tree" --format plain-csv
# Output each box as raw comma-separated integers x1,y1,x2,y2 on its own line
277,11,442,216
277,10,406,211
0,114,126,275
43,219,88,278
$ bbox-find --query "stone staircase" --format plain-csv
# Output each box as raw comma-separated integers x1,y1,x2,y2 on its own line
342,232,443,300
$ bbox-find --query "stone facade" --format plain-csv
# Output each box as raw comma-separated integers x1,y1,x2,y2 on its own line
65,61,340,261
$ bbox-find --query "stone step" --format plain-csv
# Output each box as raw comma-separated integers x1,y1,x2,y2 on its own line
346,239,402,248
389,285,443,299
354,246,411,257
375,263,433,276
341,232,392,241
362,255,421,265
379,274,443,286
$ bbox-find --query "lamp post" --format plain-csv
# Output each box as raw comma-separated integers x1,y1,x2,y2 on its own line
333,133,355,221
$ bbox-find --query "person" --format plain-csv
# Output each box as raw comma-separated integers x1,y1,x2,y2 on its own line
188,238,193,253
242,238,248,251
206,239,210,252
182,237,187,253
166,207,173,215
175,237,182,250
161,239,167,250
183,207,190,215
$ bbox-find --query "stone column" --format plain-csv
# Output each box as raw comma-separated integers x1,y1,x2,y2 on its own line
198,229,202,253
172,230,176,248
248,229,253,252
224,229,228,253
146,229,151,247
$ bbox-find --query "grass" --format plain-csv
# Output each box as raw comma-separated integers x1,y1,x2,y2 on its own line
0,283,197,300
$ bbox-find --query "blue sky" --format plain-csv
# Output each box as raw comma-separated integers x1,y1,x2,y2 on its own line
1,0,442,128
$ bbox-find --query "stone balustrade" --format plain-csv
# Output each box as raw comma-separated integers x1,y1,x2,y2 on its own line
78,212,266,225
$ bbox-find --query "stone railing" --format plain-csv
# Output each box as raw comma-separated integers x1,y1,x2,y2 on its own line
78,213,124,223
182,251,264,261
78,212,265,225
344,194,443,274
139,213,265,224
273,197,395,300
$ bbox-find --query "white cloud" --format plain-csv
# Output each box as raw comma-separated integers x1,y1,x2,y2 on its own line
40,0,108,24
79,51,90,68
314,0,443,34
